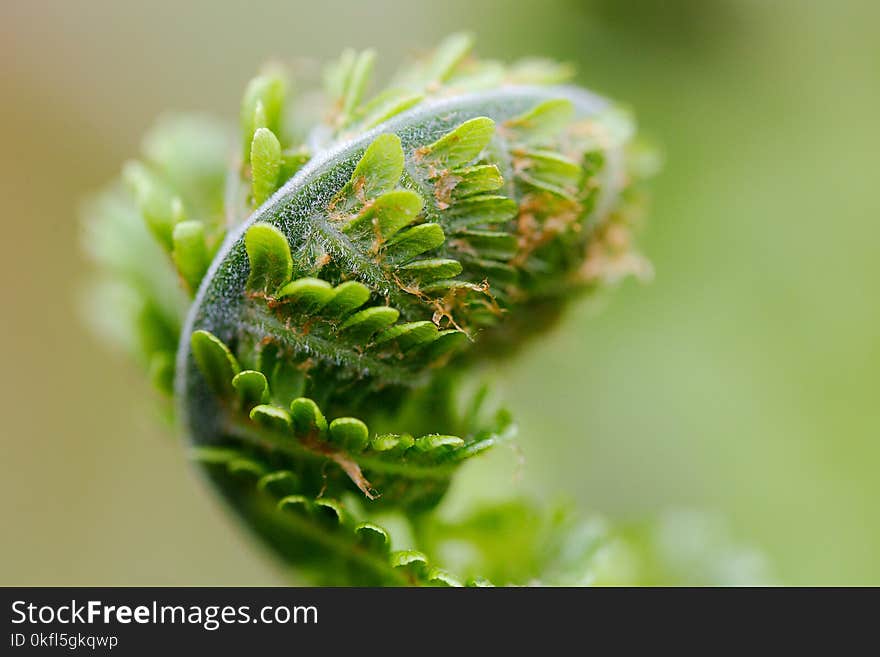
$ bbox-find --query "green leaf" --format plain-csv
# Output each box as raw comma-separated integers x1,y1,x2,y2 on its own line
244,224,293,294
391,550,430,580
505,98,574,144
334,134,405,209
258,344,306,406
506,58,575,85
416,329,468,363
328,417,370,453
454,230,517,260
141,115,230,218
426,32,474,82
232,370,269,409
355,522,390,554
468,258,518,285
321,281,371,317
122,161,176,250
252,101,267,133
420,117,495,169
419,279,481,295
398,258,463,283
341,49,376,118
374,321,438,351
227,457,267,480
313,498,346,527
257,470,301,498
449,164,504,198
339,306,400,342
191,330,240,398
249,404,292,434
343,190,424,240
383,223,445,261
276,277,335,309
277,494,311,516
171,220,209,292
445,60,505,92
289,397,328,439
137,301,179,360
427,568,463,587
241,70,286,158
445,194,518,230
148,351,175,395
190,446,241,466
250,127,282,206
270,367,305,407
370,433,414,454
279,148,310,183
323,48,356,99
355,88,424,129
516,150,583,198
415,434,465,452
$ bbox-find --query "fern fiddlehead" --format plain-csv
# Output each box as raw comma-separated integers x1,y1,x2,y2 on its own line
84,35,663,586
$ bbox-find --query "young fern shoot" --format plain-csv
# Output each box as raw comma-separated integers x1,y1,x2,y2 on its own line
84,35,674,586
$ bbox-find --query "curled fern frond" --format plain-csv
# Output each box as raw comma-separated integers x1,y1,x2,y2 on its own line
83,35,665,586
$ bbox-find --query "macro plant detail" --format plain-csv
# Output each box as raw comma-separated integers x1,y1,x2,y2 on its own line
83,34,761,586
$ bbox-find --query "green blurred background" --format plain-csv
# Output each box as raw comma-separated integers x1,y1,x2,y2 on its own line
2,0,877,585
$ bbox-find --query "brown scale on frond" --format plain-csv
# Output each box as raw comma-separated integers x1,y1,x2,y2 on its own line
430,279,500,334
315,252,332,269
298,316,316,336
563,118,612,158
473,290,505,320
510,192,582,268
413,145,432,163
385,268,471,336
510,150,532,176
430,295,466,333
327,175,368,215
432,170,462,209
579,214,651,284
296,358,316,373
252,290,279,307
